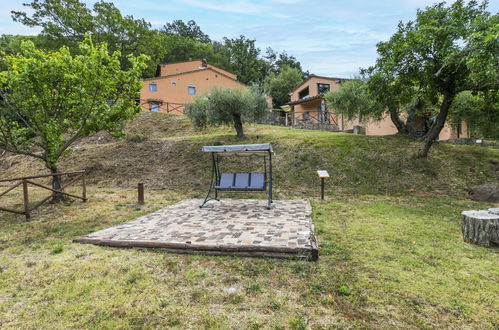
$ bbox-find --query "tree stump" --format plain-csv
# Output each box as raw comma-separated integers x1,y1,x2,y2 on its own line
461,209,499,247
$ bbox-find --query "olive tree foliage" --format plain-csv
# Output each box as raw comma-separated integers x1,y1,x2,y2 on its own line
324,79,384,122
0,37,147,199
357,0,498,157
185,86,270,138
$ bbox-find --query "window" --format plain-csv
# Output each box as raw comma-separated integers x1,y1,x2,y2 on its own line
149,83,157,92
188,85,196,95
298,87,309,99
150,103,160,112
171,82,176,87
317,83,330,94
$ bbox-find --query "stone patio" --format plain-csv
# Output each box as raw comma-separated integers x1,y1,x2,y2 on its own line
74,199,318,260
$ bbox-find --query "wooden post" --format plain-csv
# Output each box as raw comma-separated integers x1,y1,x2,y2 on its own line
22,179,30,220
82,172,87,202
138,183,144,204
321,178,325,200
317,170,329,201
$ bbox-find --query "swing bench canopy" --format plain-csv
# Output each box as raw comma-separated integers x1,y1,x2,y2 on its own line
202,143,274,156
200,143,274,209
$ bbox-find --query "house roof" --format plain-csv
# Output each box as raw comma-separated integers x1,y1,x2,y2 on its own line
289,75,349,95
155,59,237,79
142,67,246,87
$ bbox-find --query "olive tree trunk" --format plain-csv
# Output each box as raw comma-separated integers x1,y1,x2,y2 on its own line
388,107,408,135
388,103,417,138
233,114,245,138
417,92,454,158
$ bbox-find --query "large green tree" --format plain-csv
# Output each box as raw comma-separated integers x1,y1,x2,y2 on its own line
222,36,267,85
0,37,147,199
163,20,210,43
366,0,498,157
264,66,303,108
11,0,164,77
185,86,269,138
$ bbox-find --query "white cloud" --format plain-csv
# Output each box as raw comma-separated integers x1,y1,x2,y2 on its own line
271,13,293,19
269,0,300,3
179,0,267,14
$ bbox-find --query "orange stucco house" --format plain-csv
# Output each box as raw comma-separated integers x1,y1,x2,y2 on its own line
140,59,246,114
284,75,467,140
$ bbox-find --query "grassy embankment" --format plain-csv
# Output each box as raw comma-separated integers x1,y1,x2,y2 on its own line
0,112,498,328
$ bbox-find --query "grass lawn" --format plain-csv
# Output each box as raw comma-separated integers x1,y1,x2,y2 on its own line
1,186,497,328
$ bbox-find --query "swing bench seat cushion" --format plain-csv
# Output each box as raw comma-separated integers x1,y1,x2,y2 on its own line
215,173,266,191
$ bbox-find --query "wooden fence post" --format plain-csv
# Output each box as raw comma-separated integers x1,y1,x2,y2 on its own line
22,179,30,220
138,183,144,204
321,178,325,200
317,170,329,201
82,172,87,202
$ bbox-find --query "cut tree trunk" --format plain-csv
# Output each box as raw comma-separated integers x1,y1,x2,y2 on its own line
461,209,499,247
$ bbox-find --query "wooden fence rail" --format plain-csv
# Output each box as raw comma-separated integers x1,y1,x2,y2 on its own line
283,111,338,127
0,170,87,221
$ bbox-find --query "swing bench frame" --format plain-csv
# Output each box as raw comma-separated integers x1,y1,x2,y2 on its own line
200,143,274,209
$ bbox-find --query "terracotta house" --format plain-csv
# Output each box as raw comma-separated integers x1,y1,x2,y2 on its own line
140,59,246,114
283,75,467,140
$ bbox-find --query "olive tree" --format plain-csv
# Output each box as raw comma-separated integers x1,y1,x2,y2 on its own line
0,36,147,200
324,79,384,122
185,86,269,138
361,0,498,157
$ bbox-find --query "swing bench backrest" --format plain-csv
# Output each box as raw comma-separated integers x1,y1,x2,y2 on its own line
215,173,266,191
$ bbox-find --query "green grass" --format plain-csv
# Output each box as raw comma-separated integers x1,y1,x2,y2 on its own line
2,112,497,197
1,112,498,327
0,186,497,328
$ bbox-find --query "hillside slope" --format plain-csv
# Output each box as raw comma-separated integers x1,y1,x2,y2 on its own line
1,112,497,198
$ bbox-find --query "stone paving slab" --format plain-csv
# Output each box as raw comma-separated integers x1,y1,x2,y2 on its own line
74,199,318,260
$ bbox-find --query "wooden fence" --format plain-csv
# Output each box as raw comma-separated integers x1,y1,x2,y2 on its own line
139,100,185,114
276,111,338,127
0,171,87,220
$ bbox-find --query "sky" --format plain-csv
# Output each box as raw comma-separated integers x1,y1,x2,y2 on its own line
1,0,498,78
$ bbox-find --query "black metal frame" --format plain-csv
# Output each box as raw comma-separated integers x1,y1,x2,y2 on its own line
200,150,273,209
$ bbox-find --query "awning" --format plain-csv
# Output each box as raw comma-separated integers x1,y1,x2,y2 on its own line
287,94,323,106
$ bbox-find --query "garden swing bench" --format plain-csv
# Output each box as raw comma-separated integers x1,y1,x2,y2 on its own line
200,143,274,209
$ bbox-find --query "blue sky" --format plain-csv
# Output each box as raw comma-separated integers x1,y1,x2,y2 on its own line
1,0,498,77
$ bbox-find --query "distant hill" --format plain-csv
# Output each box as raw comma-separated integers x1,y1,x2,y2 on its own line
1,112,497,198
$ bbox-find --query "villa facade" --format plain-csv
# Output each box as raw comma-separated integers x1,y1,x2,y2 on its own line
281,75,467,140
140,59,246,114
